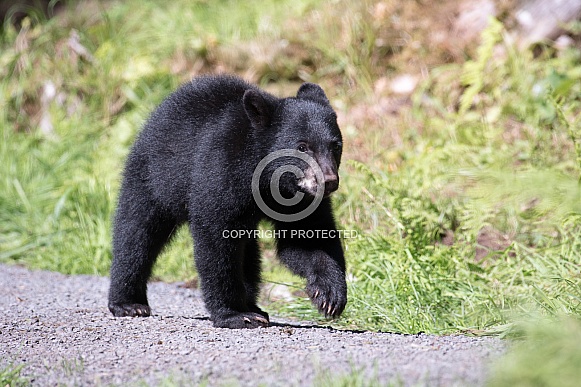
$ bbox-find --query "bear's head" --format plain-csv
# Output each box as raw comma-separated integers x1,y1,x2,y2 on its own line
243,83,342,215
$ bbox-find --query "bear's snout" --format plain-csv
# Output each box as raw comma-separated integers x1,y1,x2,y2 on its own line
324,174,339,196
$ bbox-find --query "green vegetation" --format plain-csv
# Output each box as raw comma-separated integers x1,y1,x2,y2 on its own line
315,366,387,387
489,316,581,387
2,1,581,384
334,19,581,332
0,361,28,387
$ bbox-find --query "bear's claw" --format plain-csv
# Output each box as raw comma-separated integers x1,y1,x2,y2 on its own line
307,279,347,319
109,303,151,317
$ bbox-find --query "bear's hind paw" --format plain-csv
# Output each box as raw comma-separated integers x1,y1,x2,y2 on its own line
109,302,151,317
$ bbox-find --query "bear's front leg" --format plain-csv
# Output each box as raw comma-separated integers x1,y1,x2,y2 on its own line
274,201,347,318
277,241,347,318
191,226,269,329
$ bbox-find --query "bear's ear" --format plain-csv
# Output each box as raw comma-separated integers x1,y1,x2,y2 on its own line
296,83,329,105
243,89,274,129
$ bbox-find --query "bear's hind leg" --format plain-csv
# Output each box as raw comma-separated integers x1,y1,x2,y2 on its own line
109,188,177,317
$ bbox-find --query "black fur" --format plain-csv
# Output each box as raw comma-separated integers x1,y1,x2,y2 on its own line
108,75,346,328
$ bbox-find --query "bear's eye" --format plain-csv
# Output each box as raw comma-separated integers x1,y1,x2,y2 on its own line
332,142,342,152
297,143,308,153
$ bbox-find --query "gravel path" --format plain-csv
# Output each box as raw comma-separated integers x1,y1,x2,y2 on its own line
0,264,505,386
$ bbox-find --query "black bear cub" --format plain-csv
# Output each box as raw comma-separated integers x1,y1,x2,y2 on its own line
108,74,346,328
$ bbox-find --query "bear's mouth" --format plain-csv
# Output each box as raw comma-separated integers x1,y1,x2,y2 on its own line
297,168,319,197
297,168,338,198
323,188,337,198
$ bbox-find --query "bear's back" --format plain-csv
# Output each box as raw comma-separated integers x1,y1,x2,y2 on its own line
154,75,257,126
127,75,264,218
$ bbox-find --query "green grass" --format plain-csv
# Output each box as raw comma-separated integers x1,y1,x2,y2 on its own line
314,365,389,387
2,1,581,384
488,316,581,387
0,361,28,387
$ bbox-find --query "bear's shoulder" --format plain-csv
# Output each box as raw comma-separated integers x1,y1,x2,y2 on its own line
175,75,260,105
152,75,275,123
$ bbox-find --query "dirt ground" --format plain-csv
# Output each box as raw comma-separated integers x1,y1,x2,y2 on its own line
0,264,505,386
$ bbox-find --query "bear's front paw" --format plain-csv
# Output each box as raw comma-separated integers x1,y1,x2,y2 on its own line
213,312,270,329
306,277,347,319
109,302,151,317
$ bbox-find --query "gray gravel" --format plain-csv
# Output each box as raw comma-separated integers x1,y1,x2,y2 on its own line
0,264,506,386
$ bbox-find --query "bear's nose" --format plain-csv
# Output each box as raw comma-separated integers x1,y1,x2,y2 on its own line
324,174,339,195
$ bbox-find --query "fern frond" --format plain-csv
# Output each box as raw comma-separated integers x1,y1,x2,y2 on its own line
459,17,504,114
550,95,581,180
